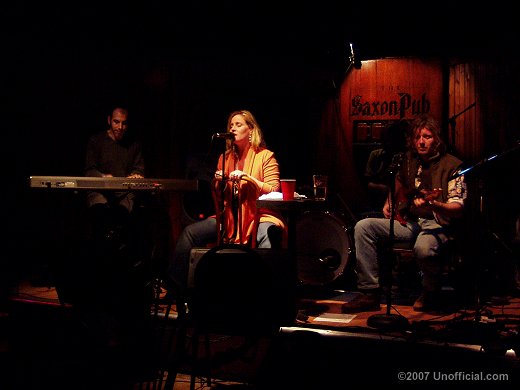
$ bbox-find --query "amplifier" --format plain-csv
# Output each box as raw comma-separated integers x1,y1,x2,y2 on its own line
188,246,298,325
188,247,296,286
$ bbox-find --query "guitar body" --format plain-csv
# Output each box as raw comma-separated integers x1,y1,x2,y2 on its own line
395,188,441,225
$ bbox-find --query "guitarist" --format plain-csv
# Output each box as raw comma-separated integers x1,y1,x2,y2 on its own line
343,114,466,313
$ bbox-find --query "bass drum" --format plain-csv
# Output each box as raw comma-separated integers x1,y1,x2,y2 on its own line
295,211,353,286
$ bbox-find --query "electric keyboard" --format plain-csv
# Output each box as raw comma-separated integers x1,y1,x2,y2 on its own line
29,176,199,192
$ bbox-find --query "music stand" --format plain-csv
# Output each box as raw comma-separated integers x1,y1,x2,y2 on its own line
367,155,410,331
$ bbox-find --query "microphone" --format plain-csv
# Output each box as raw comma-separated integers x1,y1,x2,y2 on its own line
317,249,341,270
388,152,404,175
392,152,404,161
213,133,235,140
349,42,355,63
349,42,362,70
318,255,340,270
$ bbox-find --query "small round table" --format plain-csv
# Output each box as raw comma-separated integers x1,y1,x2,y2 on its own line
256,198,328,253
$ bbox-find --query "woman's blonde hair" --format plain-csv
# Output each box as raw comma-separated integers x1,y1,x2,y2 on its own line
226,110,266,152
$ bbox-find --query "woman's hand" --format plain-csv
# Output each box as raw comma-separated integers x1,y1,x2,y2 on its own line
229,170,246,180
215,169,254,184
214,170,246,180
214,170,224,180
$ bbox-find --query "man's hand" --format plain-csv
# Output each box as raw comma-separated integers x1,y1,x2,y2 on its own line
383,202,392,219
413,188,441,208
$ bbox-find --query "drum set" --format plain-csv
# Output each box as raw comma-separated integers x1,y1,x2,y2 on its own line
294,210,356,287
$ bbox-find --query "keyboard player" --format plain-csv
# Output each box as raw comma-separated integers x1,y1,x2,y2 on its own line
84,105,145,242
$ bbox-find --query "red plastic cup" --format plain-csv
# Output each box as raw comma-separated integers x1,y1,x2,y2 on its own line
280,179,296,200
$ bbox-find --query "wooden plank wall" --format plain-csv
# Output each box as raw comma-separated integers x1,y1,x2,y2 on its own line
449,60,520,164
449,59,520,244
316,58,444,213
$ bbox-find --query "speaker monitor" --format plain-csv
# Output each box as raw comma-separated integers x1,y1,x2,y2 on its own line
188,246,298,326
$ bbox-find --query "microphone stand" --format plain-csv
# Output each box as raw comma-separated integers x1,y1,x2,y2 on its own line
367,154,410,331
216,136,229,246
212,133,237,246
452,141,520,321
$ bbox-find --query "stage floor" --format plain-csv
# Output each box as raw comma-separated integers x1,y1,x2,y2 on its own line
11,279,520,337
4,278,520,388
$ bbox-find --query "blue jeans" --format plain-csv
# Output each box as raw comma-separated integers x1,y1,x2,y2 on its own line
168,217,280,291
354,217,450,292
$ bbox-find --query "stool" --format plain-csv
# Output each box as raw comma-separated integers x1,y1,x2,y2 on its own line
389,238,462,301
387,242,421,298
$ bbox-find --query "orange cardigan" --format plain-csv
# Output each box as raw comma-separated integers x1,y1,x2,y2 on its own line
214,147,286,245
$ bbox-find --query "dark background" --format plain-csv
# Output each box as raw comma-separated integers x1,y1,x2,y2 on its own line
3,1,517,295
5,1,515,179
